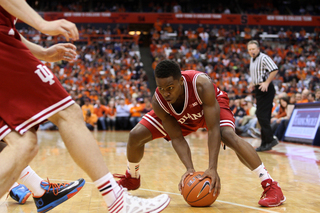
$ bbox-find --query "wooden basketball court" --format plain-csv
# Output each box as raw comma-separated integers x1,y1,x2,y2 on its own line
1,130,319,213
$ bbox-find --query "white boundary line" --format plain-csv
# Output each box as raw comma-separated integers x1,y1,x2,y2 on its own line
138,188,280,213
20,179,279,213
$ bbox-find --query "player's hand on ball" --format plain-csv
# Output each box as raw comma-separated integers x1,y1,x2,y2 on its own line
179,168,196,193
199,168,221,197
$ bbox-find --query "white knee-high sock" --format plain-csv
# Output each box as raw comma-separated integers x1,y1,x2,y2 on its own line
19,166,45,197
253,163,273,182
94,172,121,206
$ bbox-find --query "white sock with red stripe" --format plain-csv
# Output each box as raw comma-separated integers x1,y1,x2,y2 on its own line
94,173,121,206
19,166,45,197
128,161,140,178
253,163,273,182
9,182,19,191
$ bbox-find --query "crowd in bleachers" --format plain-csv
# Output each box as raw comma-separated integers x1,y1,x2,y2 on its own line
27,0,320,15
23,22,320,141
149,23,320,141
26,24,152,131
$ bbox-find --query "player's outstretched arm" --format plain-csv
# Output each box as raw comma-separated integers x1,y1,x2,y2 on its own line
0,0,78,41
20,35,77,62
152,96,195,192
196,74,221,197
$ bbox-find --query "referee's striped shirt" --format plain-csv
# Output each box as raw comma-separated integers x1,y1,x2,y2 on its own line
249,52,278,85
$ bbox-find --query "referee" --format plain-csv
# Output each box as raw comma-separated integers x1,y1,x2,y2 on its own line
247,40,279,151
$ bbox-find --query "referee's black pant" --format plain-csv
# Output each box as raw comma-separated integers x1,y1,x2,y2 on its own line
255,83,275,145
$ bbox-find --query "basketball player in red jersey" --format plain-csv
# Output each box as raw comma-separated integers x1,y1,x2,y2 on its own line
0,0,170,212
115,60,286,207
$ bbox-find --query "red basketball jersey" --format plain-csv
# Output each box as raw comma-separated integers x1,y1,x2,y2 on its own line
155,70,226,131
0,7,74,140
140,70,234,141
0,6,16,29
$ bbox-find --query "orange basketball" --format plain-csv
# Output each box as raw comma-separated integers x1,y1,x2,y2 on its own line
181,171,218,207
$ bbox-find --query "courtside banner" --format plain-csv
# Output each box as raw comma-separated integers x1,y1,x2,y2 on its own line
38,12,320,26
285,107,320,143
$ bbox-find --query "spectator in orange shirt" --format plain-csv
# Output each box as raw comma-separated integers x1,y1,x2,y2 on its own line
270,96,289,133
94,99,109,130
82,98,95,118
296,89,309,103
82,98,98,130
163,23,173,33
129,99,143,128
196,24,204,35
154,18,162,32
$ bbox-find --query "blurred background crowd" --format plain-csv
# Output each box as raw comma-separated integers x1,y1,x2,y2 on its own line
19,0,320,142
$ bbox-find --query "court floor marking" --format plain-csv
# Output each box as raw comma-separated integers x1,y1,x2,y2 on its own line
46,179,279,213
138,188,280,213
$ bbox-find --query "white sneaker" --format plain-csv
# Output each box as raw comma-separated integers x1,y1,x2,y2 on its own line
108,187,170,213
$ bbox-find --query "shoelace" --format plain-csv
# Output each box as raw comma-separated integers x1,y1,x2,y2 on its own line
42,178,69,196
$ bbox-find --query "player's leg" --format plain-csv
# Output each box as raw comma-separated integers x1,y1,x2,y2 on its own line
1,133,85,211
114,111,167,191
127,123,153,163
48,104,170,212
49,104,109,181
0,141,31,204
0,129,38,197
221,126,285,207
218,95,285,207
221,126,261,170
113,123,153,190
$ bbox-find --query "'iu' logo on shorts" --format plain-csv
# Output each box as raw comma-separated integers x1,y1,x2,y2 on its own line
34,64,55,85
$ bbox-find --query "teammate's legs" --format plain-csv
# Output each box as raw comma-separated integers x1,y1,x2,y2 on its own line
49,104,170,212
0,129,38,197
49,104,109,181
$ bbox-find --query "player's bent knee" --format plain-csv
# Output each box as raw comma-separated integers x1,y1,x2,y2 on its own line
221,127,239,147
128,129,142,145
128,124,152,146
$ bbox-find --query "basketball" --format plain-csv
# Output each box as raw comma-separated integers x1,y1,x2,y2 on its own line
181,171,218,207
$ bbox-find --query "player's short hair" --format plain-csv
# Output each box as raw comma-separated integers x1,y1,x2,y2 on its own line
247,40,260,48
154,60,181,80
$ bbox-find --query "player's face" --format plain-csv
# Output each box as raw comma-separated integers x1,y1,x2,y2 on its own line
247,44,260,58
156,76,183,104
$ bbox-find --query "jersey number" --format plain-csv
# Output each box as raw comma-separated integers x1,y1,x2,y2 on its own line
34,65,55,85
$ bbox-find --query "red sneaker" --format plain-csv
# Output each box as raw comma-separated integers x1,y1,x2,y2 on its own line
113,170,140,190
259,179,286,207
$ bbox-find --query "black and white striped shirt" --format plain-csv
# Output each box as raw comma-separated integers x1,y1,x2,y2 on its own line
249,52,278,85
